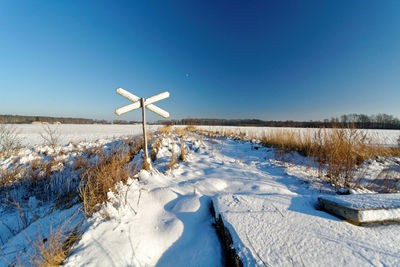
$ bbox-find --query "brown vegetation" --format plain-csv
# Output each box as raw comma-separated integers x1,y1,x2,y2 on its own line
0,167,23,187
264,128,400,188
79,146,138,216
0,124,21,158
166,149,177,170
178,137,186,162
31,227,81,266
158,125,173,135
188,127,400,189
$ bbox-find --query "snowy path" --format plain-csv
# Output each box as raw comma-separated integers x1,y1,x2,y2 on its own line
65,136,400,266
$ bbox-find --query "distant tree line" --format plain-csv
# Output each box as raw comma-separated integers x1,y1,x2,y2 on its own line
0,114,142,125
0,114,97,124
159,113,400,129
112,120,140,125
323,113,400,129
2,113,399,129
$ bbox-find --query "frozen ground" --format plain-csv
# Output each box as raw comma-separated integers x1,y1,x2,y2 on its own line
1,127,400,266
8,124,161,147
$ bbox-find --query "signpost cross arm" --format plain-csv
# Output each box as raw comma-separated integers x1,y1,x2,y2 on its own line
115,88,170,171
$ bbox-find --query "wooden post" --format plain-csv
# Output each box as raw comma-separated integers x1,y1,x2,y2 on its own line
141,98,149,164
115,88,170,171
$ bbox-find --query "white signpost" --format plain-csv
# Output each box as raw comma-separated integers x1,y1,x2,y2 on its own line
115,88,170,169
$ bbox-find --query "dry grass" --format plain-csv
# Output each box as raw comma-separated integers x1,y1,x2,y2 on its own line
189,126,400,189
184,126,197,132
0,167,24,187
261,129,314,157
262,127,400,188
126,137,144,160
167,149,177,170
158,125,173,135
151,137,162,162
30,159,54,181
142,157,152,171
79,147,136,216
174,127,188,137
174,128,189,162
178,137,186,161
73,156,88,170
31,227,81,266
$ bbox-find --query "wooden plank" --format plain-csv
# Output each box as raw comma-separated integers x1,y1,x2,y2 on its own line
114,101,141,115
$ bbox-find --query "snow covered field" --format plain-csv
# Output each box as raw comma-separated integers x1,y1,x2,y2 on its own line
8,124,161,147
6,124,400,147
1,125,400,266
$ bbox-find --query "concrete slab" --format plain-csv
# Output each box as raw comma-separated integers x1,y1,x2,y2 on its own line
318,193,400,224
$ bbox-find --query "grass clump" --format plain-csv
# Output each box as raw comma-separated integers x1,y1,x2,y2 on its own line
151,137,162,163
0,167,23,187
31,227,81,266
167,149,177,170
79,148,136,216
178,137,186,161
158,125,173,136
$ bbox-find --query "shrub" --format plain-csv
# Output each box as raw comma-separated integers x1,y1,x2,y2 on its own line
0,124,21,157
40,125,60,150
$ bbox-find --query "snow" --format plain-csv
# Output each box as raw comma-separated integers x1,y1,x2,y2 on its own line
64,132,400,266
320,193,400,210
64,176,222,267
6,124,400,148
214,193,400,266
1,126,400,266
319,193,400,223
8,124,161,147
0,205,83,266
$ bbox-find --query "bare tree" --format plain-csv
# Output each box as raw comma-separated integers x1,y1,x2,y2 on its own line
40,125,61,150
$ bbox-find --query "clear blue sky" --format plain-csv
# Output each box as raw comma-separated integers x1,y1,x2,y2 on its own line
1,0,400,122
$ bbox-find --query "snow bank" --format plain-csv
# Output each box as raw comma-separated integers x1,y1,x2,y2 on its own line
319,193,400,223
